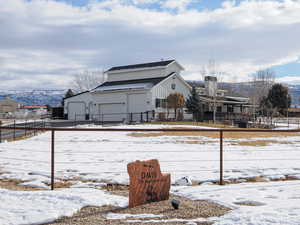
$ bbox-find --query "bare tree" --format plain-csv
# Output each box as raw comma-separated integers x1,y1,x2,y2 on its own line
251,69,275,105
199,65,207,82
200,59,226,88
250,69,276,120
72,69,105,92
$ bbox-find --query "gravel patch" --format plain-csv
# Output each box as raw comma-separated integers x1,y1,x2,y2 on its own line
45,194,231,225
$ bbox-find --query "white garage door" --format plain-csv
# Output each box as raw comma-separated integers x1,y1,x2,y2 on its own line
68,102,85,120
128,93,148,122
99,103,126,122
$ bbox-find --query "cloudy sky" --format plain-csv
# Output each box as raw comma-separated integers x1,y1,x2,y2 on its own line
1,0,300,90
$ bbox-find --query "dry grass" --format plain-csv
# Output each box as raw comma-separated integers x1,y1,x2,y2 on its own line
128,130,300,139
146,121,233,128
233,201,265,206
0,179,44,191
5,131,46,142
233,140,294,146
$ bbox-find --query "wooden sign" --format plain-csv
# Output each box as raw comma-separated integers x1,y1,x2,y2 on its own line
127,159,170,208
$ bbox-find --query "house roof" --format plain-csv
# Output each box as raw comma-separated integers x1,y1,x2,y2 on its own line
63,91,89,100
107,60,175,72
199,95,249,105
23,105,47,109
288,108,300,112
92,73,174,92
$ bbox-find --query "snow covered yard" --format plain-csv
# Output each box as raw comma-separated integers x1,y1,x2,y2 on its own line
0,123,300,224
0,188,127,225
173,180,300,225
0,124,300,187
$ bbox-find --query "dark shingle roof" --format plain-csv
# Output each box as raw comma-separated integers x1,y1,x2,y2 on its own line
93,73,174,91
63,91,89,100
107,60,175,72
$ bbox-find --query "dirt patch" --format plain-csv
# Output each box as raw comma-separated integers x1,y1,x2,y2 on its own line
233,140,294,146
5,131,46,142
176,139,294,146
144,121,233,128
234,200,266,206
0,179,44,191
45,194,230,225
128,130,300,140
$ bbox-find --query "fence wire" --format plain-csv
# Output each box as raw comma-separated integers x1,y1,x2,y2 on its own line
0,125,300,190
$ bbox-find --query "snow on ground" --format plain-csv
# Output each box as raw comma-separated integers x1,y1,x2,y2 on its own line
0,188,127,225
0,123,300,187
0,123,300,224
173,180,300,225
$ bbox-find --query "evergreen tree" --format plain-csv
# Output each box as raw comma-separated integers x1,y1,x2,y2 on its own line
267,83,291,115
65,89,75,98
186,86,203,121
61,89,75,106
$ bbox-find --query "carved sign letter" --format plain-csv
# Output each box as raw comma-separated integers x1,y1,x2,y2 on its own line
127,159,171,208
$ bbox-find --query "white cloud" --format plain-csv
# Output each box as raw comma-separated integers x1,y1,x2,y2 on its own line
277,76,300,85
1,0,300,89
132,0,161,4
162,0,193,11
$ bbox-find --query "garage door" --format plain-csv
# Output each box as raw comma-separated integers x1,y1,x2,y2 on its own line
99,103,126,122
128,93,148,122
68,102,85,120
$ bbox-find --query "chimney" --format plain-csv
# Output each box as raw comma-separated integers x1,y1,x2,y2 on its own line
205,76,217,97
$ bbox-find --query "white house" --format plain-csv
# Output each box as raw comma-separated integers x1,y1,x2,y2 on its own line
196,76,251,121
64,60,192,122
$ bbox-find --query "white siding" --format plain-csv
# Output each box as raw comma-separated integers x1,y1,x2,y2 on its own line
90,90,152,121
128,93,148,113
68,102,85,120
64,92,93,120
91,92,127,118
165,62,183,76
151,74,191,109
99,103,126,122
106,62,183,82
107,68,165,82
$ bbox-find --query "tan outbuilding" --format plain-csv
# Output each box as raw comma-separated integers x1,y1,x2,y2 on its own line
0,97,22,113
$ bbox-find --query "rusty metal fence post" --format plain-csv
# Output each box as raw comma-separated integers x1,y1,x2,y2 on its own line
13,120,16,140
51,129,55,190
24,120,27,136
219,130,224,185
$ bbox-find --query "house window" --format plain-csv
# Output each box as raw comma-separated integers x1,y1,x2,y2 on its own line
155,98,167,108
227,106,233,113
171,83,176,90
217,106,222,112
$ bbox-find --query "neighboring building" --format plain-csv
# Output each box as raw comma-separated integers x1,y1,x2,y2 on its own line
0,97,22,113
64,60,191,121
196,76,252,121
287,108,300,117
22,105,48,111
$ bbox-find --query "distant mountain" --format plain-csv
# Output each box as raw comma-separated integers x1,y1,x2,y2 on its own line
285,84,300,106
0,90,66,106
1,82,300,107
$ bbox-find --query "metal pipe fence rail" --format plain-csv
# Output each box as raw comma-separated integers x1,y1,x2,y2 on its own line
0,126,300,190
